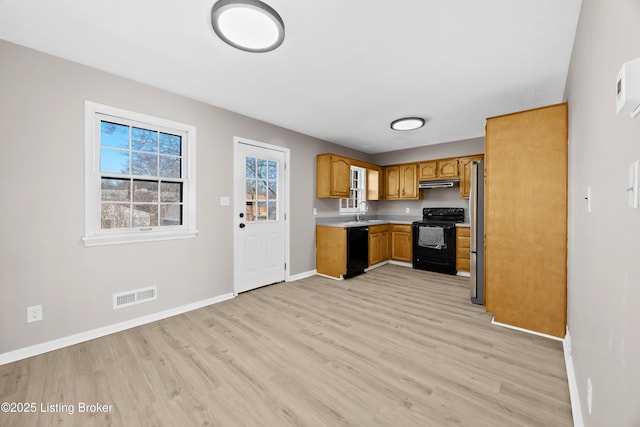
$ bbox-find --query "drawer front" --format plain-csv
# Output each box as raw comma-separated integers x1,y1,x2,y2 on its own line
456,258,470,272
456,226,470,237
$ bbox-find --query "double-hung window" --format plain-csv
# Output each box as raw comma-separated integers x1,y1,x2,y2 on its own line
84,102,197,246
339,165,366,213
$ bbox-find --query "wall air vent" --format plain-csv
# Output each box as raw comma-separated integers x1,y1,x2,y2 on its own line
113,286,157,309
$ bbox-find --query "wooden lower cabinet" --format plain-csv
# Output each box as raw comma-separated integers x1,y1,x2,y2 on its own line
316,223,413,278
368,225,389,266
456,226,470,272
316,226,346,278
390,225,412,262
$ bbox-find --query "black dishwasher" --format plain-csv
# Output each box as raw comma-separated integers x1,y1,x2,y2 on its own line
346,226,368,278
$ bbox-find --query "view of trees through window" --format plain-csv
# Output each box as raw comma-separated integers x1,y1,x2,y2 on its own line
244,156,278,222
99,120,184,229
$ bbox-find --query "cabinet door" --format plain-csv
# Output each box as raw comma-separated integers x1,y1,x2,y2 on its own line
330,155,351,198
384,166,400,199
418,161,437,180
316,154,351,198
366,168,380,200
400,164,419,199
316,226,346,278
380,230,390,261
438,159,459,178
391,225,412,262
368,231,379,265
458,155,483,199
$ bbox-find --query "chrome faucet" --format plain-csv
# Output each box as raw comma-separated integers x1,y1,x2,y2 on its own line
355,200,370,222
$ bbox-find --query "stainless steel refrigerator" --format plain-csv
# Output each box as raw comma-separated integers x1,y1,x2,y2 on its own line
470,160,485,305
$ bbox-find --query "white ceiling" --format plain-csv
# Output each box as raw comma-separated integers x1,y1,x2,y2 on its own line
0,0,582,154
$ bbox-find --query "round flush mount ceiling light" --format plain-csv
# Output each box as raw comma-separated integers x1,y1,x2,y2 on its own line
211,0,285,53
390,117,426,131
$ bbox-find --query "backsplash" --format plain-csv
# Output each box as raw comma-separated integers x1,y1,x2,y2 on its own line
314,187,470,223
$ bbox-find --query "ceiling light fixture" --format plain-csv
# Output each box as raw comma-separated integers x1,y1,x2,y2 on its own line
211,0,285,53
390,117,426,131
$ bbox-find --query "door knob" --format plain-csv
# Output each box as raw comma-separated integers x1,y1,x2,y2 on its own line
239,223,245,228
239,213,244,218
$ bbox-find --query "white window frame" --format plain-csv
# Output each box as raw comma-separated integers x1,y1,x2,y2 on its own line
339,165,366,214
83,101,197,246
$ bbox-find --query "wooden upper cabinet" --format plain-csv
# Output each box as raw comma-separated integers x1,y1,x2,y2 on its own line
383,166,400,199
418,158,459,180
458,155,484,199
316,154,351,198
366,168,380,200
400,164,419,199
438,159,459,178
418,161,438,180
384,164,419,200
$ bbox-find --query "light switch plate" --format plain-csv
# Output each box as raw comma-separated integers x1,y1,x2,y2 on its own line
628,161,639,209
220,196,231,206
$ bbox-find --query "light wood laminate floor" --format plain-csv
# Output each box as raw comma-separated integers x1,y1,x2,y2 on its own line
0,265,572,426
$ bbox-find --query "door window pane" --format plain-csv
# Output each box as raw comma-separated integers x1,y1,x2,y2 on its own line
246,157,256,179
245,156,279,222
268,201,277,220
257,159,267,179
257,180,267,200
246,201,255,221
257,201,267,220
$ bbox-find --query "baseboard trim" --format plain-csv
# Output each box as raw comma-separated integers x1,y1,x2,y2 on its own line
316,272,343,281
287,269,316,282
564,327,584,427
387,260,412,268
0,293,235,366
490,316,564,342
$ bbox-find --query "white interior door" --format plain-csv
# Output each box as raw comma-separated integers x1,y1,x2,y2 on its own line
234,140,287,293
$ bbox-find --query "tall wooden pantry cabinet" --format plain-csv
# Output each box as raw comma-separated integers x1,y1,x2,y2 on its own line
484,103,568,338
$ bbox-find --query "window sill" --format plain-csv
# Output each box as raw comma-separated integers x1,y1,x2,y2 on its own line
83,230,198,247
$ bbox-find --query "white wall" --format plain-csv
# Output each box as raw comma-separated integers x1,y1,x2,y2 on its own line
565,0,640,425
0,40,363,355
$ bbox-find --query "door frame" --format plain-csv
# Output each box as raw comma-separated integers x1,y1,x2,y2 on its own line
233,136,291,295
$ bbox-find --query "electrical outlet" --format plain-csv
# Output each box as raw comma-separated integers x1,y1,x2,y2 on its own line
405,207,410,214
27,305,43,323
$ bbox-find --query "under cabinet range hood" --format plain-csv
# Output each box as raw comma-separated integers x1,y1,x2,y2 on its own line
419,178,460,189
